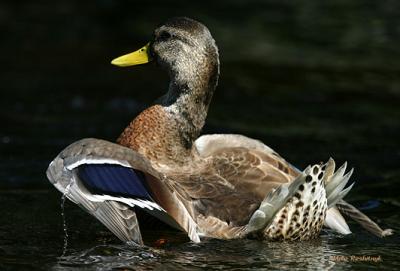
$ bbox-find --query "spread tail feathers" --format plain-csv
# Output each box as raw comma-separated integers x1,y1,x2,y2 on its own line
322,158,393,238
245,159,356,237
323,158,354,208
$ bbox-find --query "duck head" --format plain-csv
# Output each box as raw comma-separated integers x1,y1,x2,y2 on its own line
112,17,220,148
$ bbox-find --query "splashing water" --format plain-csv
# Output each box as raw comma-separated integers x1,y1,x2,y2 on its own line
60,181,73,256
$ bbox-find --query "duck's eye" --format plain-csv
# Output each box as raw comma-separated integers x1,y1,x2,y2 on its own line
158,31,172,41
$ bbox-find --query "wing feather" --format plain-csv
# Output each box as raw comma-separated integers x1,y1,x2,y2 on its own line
170,135,303,227
47,138,200,243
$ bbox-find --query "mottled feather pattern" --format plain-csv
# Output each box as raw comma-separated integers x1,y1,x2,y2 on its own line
48,136,358,243
264,164,327,241
46,17,390,245
163,146,300,227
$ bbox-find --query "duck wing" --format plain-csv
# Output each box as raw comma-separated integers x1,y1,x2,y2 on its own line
46,138,200,244
195,134,299,176
168,134,301,229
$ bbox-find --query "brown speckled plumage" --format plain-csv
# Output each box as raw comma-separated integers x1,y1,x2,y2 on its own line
117,105,193,164
47,17,392,246
113,17,352,241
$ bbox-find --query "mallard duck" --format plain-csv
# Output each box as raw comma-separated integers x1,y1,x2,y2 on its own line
47,17,392,245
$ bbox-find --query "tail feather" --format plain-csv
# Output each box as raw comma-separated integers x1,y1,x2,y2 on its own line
245,159,355,236
328,182,355,208
326,162,348,192
237,157,393,240
325,207,352,235
323,158,336,180
322,159,354,208
320,159,353,234
322,159,393,238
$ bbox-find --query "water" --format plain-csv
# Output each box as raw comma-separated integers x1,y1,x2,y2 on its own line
1,0,400,270
0,191,398,270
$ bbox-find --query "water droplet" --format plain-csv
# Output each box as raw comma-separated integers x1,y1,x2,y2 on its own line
61,181,73,256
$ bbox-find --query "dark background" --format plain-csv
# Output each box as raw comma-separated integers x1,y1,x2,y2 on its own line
0,1,399,270
1,1,399,194
0,0,400,192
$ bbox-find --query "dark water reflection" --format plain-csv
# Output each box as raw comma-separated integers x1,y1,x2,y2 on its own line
1,0,400,270
52,233,400,271
0,189,399,270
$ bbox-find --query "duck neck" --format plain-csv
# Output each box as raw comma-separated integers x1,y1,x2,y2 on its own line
161,57,219,150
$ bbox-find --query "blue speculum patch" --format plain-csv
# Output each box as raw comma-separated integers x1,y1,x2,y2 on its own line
78,164,153,200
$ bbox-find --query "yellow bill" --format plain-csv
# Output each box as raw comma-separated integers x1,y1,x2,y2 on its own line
111,42,152,67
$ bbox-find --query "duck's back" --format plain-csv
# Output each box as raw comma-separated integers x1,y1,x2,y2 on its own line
183,134,300,226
